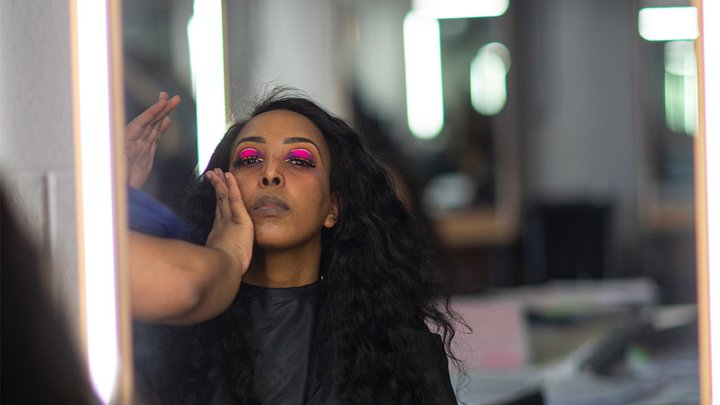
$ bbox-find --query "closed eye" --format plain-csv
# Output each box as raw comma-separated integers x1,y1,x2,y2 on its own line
285,148,316,168
233,147,264,167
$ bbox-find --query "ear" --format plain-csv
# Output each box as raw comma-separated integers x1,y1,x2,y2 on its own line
323,193,341,229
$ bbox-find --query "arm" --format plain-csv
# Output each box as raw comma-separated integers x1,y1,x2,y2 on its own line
129,169,254,325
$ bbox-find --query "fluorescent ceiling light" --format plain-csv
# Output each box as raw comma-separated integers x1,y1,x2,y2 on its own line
188,0,227,172
639,7,698,41
403,11,444,139
413,0,509,19
471,42,511,116
663,40,697,135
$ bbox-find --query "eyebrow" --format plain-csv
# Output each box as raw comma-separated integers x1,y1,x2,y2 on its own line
234,136,321,152
283,137,320,151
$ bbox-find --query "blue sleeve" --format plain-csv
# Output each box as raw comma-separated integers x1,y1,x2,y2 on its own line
127,186,194,241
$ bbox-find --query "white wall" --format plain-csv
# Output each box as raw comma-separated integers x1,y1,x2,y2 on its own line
0,1,79,323
225,0,349,118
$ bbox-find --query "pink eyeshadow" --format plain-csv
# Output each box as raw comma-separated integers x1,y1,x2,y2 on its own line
239,147,260,159
289,148,313,161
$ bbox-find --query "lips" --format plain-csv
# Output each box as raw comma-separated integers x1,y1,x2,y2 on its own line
251,195,290,216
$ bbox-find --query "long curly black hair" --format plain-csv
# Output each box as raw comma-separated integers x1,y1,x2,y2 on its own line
135,89,465,404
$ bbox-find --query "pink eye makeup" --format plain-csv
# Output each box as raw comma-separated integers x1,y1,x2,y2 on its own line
284,148,316,168
233,147,264,167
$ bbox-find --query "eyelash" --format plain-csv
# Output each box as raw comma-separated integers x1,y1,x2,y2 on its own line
232,148,316,168
285,149,316,168
233,148,264,167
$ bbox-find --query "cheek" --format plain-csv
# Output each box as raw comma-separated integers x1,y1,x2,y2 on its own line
309,179,333,215
303,171,331,196
288,174,330,213
230,172,253,206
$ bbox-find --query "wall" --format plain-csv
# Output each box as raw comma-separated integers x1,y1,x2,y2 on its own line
516,0,639,273
0,1,79,325
225,0,349,118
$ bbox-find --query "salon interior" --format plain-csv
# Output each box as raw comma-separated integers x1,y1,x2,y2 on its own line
1,0,718,404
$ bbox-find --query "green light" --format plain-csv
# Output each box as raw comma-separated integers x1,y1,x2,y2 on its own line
664,41,697,136
470,42,510,116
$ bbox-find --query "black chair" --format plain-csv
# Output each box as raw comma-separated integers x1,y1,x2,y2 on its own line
522,202,614,284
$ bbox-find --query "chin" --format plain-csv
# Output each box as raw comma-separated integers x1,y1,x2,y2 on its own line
253,228,321,252
253,228,295,250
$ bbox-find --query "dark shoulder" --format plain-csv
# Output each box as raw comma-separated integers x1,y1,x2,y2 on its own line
415,330,458,405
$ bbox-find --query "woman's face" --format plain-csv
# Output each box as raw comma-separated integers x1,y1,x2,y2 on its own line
228,109,338,251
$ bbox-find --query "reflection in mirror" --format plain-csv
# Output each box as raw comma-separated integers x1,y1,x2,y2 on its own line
123,0,700,403
123,0,198,206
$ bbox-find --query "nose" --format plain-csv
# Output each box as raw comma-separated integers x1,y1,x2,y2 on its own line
262,176,281,186
260,159,284,187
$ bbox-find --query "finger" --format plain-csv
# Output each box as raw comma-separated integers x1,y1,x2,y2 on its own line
205,171,223,219
155,95,181,122
149,142,158,160
209,168,231,219
143,95,180,132
125,104,162,141
159,116,172,133
224,172,249,221
131,99,168,128
208,172,222,219
136,118,159,142
141,117,170,143
130,94,180,129
145,119,164,143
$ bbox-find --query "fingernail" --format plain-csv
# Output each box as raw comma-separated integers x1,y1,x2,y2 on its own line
225,173,231,179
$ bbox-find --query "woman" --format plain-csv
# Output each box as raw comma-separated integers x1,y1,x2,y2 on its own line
131,89,462,404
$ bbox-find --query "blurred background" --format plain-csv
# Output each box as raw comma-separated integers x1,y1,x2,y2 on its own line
122,1,700,402
0,0,699,403
123,0,699,403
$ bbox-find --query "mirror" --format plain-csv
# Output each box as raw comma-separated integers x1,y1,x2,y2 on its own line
122,0,700,403
123,0,198,206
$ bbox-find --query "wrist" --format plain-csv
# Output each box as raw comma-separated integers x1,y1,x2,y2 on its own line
128,173,146,189
211,245,243,276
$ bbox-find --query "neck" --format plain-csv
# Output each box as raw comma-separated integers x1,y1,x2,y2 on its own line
242,241,321,288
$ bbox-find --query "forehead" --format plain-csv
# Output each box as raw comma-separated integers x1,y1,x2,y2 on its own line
233,109,328,151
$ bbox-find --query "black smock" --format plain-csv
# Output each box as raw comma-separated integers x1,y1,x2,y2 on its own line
221,282,457,404
233,282,457,404
235,282,338,404
135,280,457,404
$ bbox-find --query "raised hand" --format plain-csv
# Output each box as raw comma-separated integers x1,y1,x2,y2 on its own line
125,92,181,188
204,169,254,276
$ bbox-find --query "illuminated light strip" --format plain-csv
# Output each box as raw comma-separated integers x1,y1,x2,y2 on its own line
697,1,720,403
470,42,510,116
639,7,698,41
663,41,697,135
413,0,508,19
72,0,120,402
403,11,444,139
188,0,227,172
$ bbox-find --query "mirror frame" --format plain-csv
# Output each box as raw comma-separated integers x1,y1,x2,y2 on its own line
73,0,715,402
693,0,716,403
